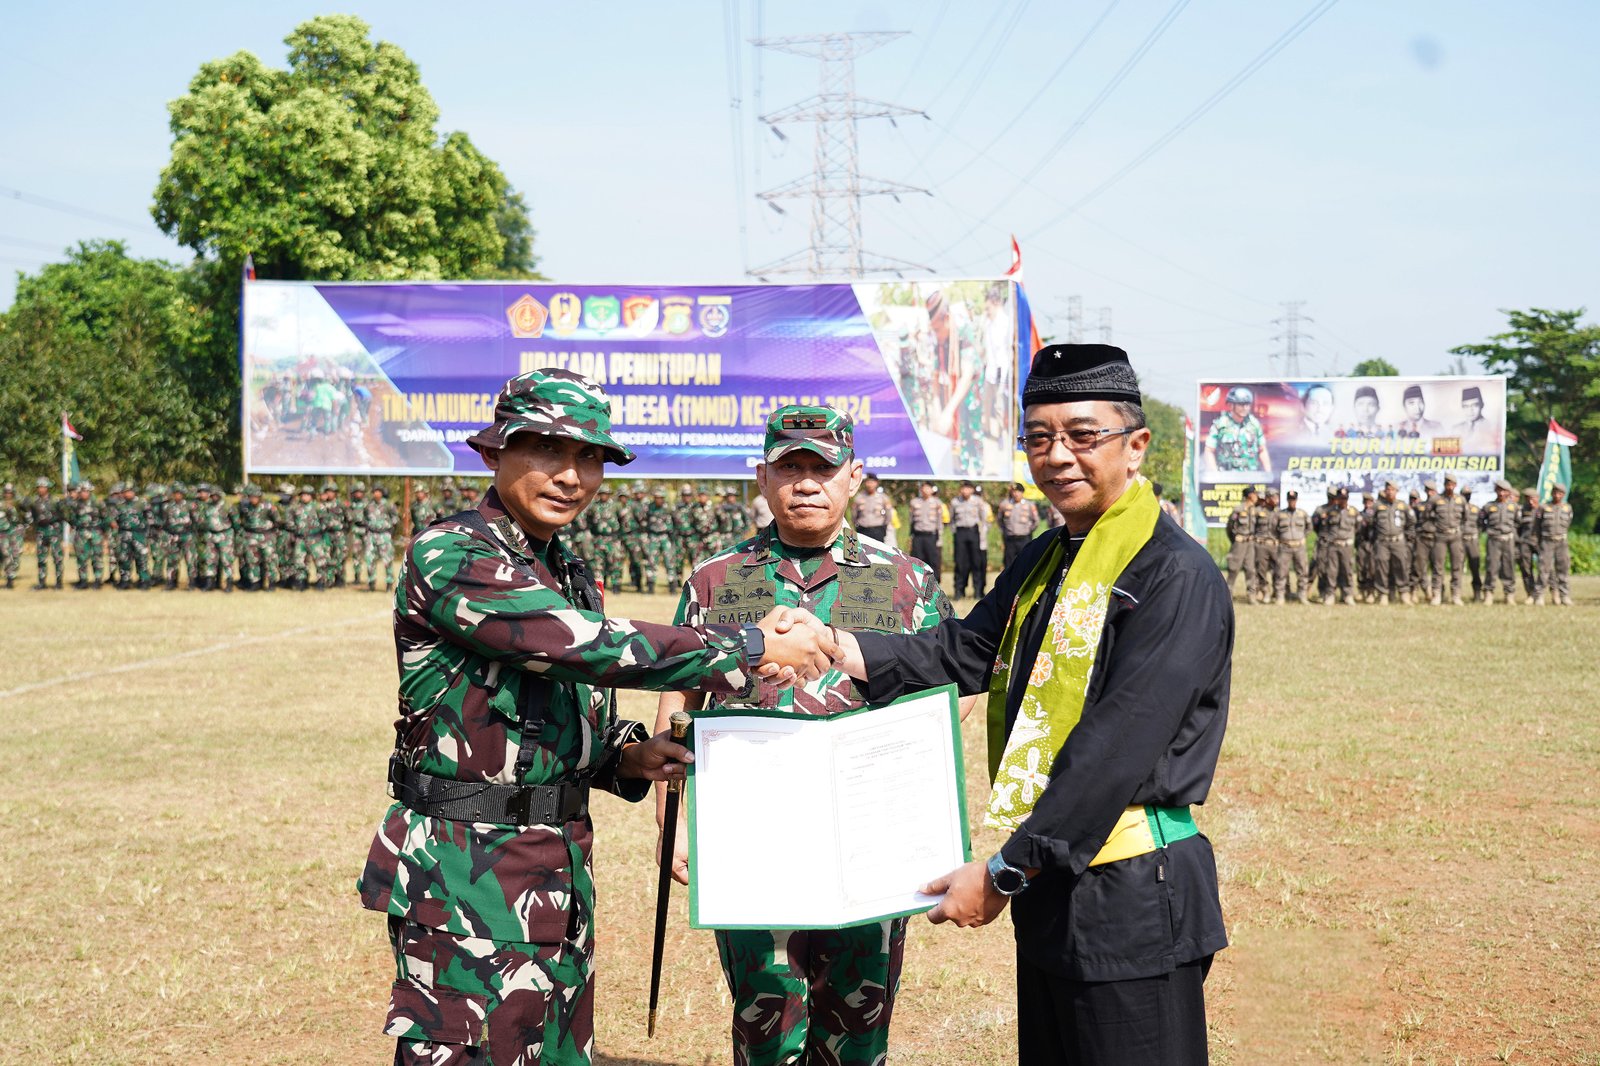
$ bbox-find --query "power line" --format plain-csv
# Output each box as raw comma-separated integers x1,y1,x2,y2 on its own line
723,0,750,272
0,234,71,254
1026,0,1342,236
0,184,149,233
890,0,952,99
907,0,1033,174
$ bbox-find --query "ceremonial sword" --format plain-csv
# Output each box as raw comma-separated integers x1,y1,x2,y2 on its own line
648,709,692,1037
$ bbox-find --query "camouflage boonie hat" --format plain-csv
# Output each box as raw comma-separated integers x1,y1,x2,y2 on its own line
321,479,338,492
36,477,51,488
763,404,854,464
243,484,262,496
299,484,314,495
465,369,635,465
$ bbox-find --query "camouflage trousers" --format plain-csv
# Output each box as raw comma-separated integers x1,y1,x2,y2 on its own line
291,535,331,585
199,531,236,585
386,915,594,1066
74,530,106,583
625,537,650,590
241,532,280,587
645,534,677,589
715,919,906,1066
149,529,173,580
0,528,20,580
116,531,151,584
361,530,396,587
590,537,626,593
167,533,198,585
35,527,64,584
322,532,347,584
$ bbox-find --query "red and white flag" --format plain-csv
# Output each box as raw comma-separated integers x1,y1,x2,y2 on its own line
61,413,83,441
1548,418,1578,447
1004,234,1023,279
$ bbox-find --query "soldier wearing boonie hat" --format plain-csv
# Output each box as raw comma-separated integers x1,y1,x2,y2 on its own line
361,369,835,1066
26,475,66,589
0,481,19,588
657,401,952,1066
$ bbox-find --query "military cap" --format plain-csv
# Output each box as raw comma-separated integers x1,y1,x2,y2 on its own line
1551,482,1567,495
351,482,368,493
148,483,164,495
1286,490,1299,499
1383,480,1399,490
597,483,613,495
370,485,386,496
1494,478,1513,492
414,484,430,495
679,485,693,496
441,477,457,488
171,483,187,495
1242,486,1258,497
36,476,51,488
764,404,854,464
81,481,94,491
1022,344,1141,407
231,484,243,495
465,369,634,464
1334,487,1348,497
278,482,295,495
243,483,262,496
299,484,314,495
320,479,338,492
652,487,666,498
1,482,12,494
632,480,646,493
1460,485,1473,497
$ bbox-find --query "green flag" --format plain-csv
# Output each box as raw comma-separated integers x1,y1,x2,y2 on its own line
1181,414,1208,543
1536,418,1576,504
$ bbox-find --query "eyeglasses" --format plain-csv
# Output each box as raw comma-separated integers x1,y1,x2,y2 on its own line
1017,426,1135,454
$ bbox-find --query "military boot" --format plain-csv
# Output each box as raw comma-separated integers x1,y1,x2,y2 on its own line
1533,593,1545,606
223,576,233,593
1451,595,1464,606
55,574,63,589
1430,590,1441,605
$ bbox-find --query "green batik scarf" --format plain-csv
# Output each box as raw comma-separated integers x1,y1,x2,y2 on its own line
984,476,1160,830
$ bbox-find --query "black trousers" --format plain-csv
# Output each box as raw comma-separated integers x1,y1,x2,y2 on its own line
953,527,985,597
910,532,941,581
1016,954,1212,1066
1003,534,1031,568
856,524,888,544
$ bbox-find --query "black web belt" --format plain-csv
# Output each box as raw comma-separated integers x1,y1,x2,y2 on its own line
389,759,589,826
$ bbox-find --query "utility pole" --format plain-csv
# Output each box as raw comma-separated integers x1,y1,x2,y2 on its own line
1066,295,1084,342
750,32,929,278
1096,306,1112,345
1273,300,1313,376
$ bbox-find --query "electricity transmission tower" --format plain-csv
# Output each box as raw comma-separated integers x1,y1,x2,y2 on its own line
1097,306,1113,344
750,32,929,278
1066,295,1084,342
1273,300,1313,376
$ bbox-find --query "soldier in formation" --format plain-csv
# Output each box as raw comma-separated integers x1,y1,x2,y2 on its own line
1272,489,1313,603
359,485,400,591
196,484,236,591
643,487,676,593
1319,487,1360,606
239,485,280,590
1253,487,1279,603
996,482,1040,567
1460,486,1483,601
1537,483,1574,606
1357,493,1380,602
68,481,111,589
26,477,66,589
907,481,944,581
1426,476,1468,605
0,483,20,588
1480,479,1520,603
1223,487,1258,599
586,483,626,591
1370,481,1415,604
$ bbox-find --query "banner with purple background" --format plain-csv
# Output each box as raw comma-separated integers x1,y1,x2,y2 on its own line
242,279,1017,480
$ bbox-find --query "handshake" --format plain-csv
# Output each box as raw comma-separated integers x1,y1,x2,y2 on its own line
748,606,855,686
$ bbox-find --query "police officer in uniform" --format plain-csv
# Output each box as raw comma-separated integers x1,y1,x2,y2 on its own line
1479,479,1519,604
1272,490,1312,603
1459,485,1483,602
1371,481,1414,605
1516,487,1542,603
908,481,944,582
950,480,988,599
1253,488,1279,603
1321,488,1360,606
1536,484,1575,606
1427,475,1467,605
851,472,894,544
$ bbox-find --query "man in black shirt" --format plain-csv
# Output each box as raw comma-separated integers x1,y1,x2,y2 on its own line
827,344,1231,1065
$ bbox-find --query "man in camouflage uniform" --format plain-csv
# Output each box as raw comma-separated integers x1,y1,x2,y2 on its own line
1253,488,1279,603
317,480,348,587
145,484,170,581
567,499,595,566
1272,490,1312,603
0,482,22,589
1223,487,1257,600
1371,481,1414,605
692,484,719,555
1517,487,1542,604
585,484,626,591
361,485,400,591
285,485,320,589
1320,488,1360,606
672,486,700,585
1480,479,1520,604
69,481,110,589
27,477,67,589
238,485,280,591
622,481,651,592
1459,486,1483,602
1426,475,1468,605
113,483,153,589
409,485,437,537
717,485,750,547
1203,386,1271,474
1536,483,1575,606
197,484,236,592
643,487,676,593
346,483,368,580
163,484,199,590
358,369,832,1066
659,404,955,1066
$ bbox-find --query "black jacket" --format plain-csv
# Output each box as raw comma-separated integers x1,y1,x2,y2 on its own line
856,511,1231,980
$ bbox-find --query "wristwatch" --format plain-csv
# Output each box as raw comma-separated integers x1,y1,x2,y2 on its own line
986,852,1030,896
739,623,766,670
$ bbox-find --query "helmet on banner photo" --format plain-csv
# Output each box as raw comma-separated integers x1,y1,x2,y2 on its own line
1226,386,1254,406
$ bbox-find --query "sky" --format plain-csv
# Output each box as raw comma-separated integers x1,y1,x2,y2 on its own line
3,0,1596,410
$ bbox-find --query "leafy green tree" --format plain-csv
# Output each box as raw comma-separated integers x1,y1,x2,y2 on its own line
1451,308,1600,529
1350,358,1399,376
1141,394,1186,494
148,14,539,477
0,242,214,482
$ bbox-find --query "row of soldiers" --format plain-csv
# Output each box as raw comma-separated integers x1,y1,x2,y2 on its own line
564,481,754,594
1224,476,1577,606
0,478,401,592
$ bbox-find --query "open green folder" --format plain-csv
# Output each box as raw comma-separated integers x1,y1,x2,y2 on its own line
686,685,971,931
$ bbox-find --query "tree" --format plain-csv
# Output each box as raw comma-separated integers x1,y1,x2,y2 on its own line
0,242,215,481
1451,308,1600,528
149,14,539,477
1350,358,1399,377
1141,394,1185,494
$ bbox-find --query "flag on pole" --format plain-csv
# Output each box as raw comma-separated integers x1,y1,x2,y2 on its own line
61,413,83,441
1010,237,1043,411
1536,418,1577,503
61,411,82,491
1181,415,1209,544
1005,234,1023,279
243,253,256,282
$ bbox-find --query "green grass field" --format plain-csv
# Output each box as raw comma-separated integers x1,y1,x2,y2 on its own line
3,575,1597,1064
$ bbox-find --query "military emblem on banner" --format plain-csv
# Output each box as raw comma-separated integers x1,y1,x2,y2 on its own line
698,294,732,338
662,296,693,335
549,292,582,336
622,295,660,336
584,295,621,333
506,294,548,338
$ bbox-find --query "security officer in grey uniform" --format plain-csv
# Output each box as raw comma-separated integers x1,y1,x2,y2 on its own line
1536,483,1574,606
1459,486,1483,602
1427,475,1467,605
1309,487,1338,603
1223,487,1257,601
1516,487,1542,603
1272,490,1312,603
1253,488,1279,603
1321,487,1360,606
1411,483,1437,598
1479,479,1519,604
1371,481,1414,605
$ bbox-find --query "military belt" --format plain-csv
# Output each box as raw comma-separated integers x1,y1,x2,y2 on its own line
1333,538,1355,546
1542,534,1569,542
1488,533,1514,541
389,759,589,827
1280,539,1305,547
1089,805,1198,867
